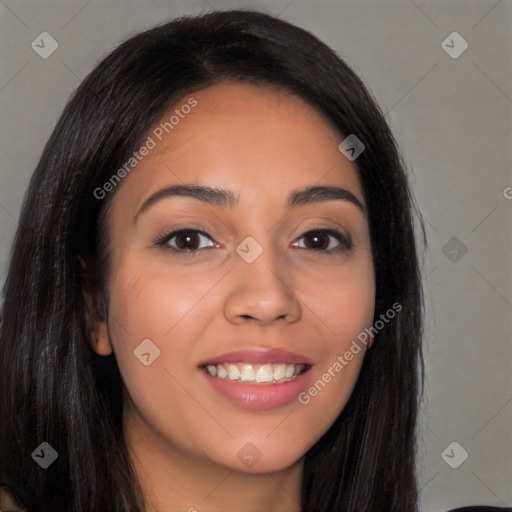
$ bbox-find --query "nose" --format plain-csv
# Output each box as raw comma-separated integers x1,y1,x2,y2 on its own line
223,242,302,326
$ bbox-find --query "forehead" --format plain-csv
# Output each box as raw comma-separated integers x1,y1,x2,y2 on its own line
112,80,364,215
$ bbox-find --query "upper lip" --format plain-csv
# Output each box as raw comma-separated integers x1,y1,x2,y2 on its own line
198,347,313,367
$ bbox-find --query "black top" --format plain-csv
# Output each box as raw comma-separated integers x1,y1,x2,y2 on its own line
448,508,512,512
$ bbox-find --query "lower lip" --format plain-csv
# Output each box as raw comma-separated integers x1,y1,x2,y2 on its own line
201,368,312,410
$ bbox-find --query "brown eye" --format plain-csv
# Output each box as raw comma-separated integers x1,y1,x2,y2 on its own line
295,229,353,253
174,230,201,250
155,227,216,256
302,231,330,250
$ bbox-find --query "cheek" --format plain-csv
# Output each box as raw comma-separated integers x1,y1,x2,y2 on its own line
304,253,375,341
297,256,375,416
105,254,228,383
103,260,213,442
332,277,375,340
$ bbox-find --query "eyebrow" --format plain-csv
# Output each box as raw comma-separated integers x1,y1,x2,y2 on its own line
134,183,364,222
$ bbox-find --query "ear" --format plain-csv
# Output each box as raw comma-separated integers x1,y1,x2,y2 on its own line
90,317,113,356
80,256,113,356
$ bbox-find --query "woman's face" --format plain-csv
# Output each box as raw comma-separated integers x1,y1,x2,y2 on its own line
93,81,375,474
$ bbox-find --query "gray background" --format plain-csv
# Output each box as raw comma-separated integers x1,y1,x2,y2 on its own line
1,1,511,510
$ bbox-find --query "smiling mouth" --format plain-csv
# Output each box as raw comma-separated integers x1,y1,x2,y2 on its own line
200,362,311,384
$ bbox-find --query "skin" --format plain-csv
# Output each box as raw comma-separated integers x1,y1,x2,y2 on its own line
89,81,375,512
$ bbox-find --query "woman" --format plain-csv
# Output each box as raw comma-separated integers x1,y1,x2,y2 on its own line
0,8,489,512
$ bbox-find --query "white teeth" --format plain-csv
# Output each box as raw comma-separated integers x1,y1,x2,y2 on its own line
295,364,306,374
273,363,285,381
206,362,308,383
228,364,240,380
217,365,227,379
255,364,274,383
240,364,255,382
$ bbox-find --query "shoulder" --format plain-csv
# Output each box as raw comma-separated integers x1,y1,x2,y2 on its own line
0,485,26,511
447,507,512,512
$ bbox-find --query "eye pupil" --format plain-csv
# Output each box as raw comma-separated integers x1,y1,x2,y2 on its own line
304,231,329,250
175,230,199,250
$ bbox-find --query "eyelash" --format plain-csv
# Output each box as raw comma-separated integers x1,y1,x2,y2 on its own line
153,225,353,258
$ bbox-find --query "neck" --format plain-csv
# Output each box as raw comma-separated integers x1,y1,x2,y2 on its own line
123,402,303,512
